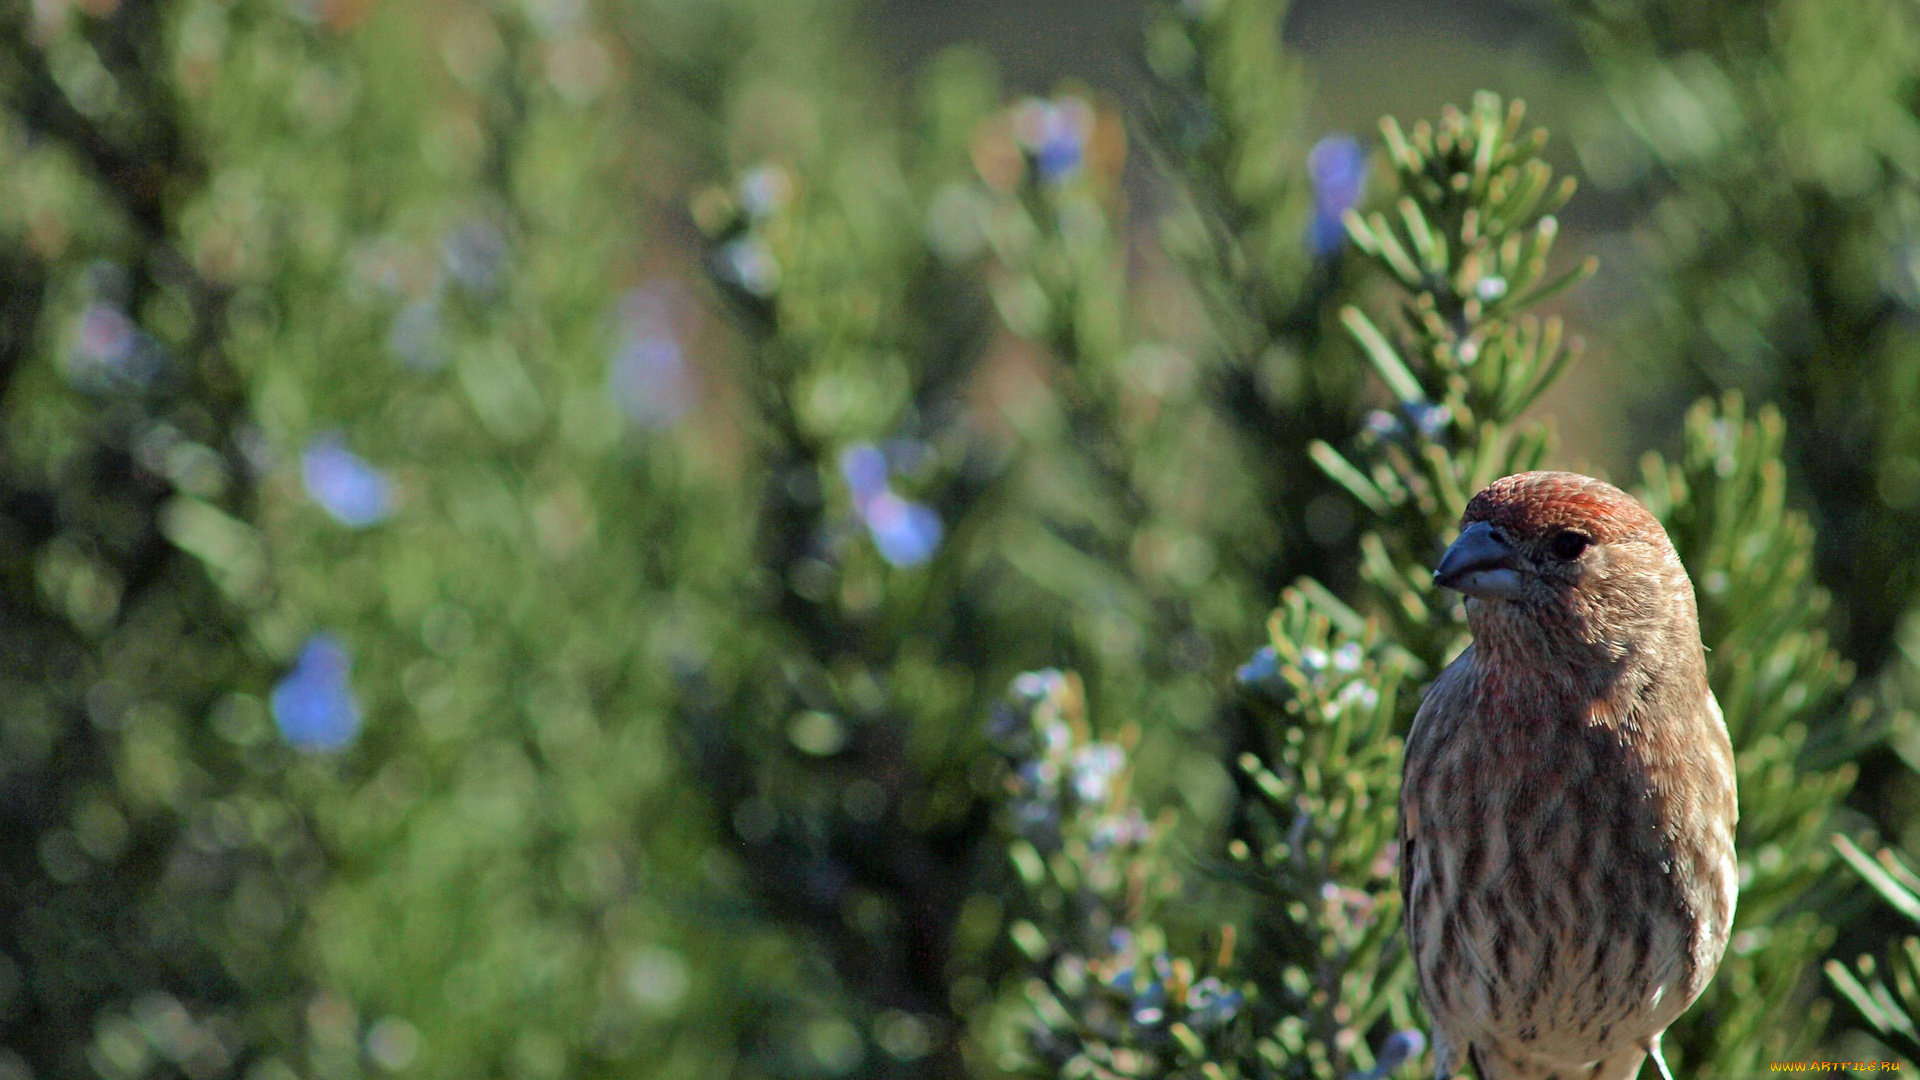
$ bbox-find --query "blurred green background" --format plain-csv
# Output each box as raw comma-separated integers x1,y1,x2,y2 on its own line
4,0,1920,1077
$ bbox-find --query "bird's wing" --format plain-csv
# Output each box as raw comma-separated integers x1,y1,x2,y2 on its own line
1403,650,1476,1080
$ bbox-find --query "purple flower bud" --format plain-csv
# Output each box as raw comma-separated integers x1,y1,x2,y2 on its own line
1130,979,1167,1026
987,702,1031,753
302,433,394,528
737,165,793,221
1071,744,1125,804
71,304,166,389
1309,135,1368,217
1403,400,1452,440
1017,760,1060,799
718,238,779,297
271,633,361,750
1236,645,1279,687
444,220,509,295
1016,800,1060,835
78,304,135,366
1037,130,1085,183
839,444,889,509
1088,808,1150,852
1039,720,1071,756
1376,1030,1427,1074
1185,977,1243,1029
1013,98,1092,183
862,491,942,567
1363,409,1406,441
1012,669,1064,703
1307,135,1368,256
609,288,691,428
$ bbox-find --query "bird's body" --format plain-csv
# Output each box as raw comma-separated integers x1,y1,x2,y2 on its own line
1401,472,1738,1080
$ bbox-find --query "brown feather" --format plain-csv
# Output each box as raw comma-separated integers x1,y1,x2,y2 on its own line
1402,472,1737,1080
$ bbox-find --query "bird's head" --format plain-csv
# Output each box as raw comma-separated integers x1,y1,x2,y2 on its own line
1436,471,1698,668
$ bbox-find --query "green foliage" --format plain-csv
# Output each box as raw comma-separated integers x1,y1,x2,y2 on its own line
1145,0,1365,603
0,0,310,1069
1267,91,1862,1075
987,670,1244,1080
1316,91,1593,671
0,1,1907,1079
1829,836,1920,1061
1557,0,1920,731
226,6,731,1075
1216,91,1589,1079
675,46,1007,1077
1088,70,1865,1078
972,86,1253,732
1227,599,1416,1079
3,1,743,1077
1145,0,1313,317
1638,396,1862,1072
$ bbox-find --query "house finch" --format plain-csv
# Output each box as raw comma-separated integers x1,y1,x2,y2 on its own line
1401,472,1738,1080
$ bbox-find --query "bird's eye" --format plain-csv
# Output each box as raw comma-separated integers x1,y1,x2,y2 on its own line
1547,529,1591,561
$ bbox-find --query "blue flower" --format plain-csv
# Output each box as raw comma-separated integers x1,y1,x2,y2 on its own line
839,444,889,508
842,442,943,566
1036,129,1084,182
1235,644,1279,687
1351,1029,1427,1080
70,303,167,390
609,287,692,428
271,633,362,750
1378,1029,1426,1072
302,433,394,528
1013,98,1093,184
861,491,942,567
1308,134,1368,256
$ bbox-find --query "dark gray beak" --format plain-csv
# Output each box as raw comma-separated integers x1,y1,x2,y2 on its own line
1434,521,1524,600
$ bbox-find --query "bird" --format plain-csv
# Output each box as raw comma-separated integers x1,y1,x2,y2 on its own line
1399,471,1738,1080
